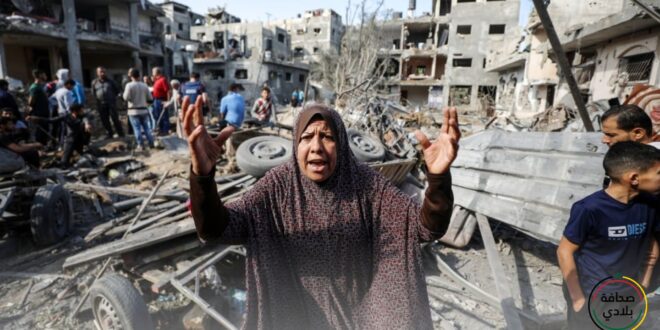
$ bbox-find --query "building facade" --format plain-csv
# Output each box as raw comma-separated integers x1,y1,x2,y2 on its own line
190,16,309,106
0,0,165,87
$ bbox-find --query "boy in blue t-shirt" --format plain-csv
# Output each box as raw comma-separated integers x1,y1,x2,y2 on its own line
557,141,660,328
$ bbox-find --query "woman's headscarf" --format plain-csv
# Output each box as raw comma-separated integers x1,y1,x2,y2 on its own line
220,104,435,329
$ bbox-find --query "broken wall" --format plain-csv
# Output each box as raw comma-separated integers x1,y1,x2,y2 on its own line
546,0,627,35
494,66,527,114
527,29,557,84
587,26,660,102
402,85,431,106
443,0,520,109
275,9,343,62
108,3,152,35
196,60,308,106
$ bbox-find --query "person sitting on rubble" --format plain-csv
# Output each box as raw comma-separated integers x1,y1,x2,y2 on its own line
0,79,21,122
185,101,459,329
601,104,660,148
1,108,29,140
250,86,277,126
557,141,660,329
0,116,42,168
27,103,91,169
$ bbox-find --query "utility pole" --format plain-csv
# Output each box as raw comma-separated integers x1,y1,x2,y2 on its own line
531,0,594,131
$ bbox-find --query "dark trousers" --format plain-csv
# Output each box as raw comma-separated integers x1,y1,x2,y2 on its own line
98,103,124,137
61,133,90,168
19,149,40,168
33,121,50,145
151,99,169,134
562,283,597,329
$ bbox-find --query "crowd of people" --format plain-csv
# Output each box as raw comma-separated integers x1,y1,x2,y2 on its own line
0,65,286,169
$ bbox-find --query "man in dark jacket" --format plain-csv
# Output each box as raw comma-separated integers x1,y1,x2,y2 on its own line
92,66,124,139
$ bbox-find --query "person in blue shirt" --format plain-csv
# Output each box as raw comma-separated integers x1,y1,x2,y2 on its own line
557,141,660,328
55,68,85,106
219,83,245,131
182,72,209,115
216,83,245,167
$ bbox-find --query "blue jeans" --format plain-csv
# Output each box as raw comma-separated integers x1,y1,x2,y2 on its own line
129,114,154,147
151,99,169,134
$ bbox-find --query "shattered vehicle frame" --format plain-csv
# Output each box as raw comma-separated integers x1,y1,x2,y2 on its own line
0,148,73,246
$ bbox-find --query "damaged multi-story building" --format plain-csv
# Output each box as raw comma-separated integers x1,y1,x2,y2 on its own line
376,0,520,112
0,0,166,87
273,8,343,63
157,1,204,81
487,0,659,122
189,8,336,105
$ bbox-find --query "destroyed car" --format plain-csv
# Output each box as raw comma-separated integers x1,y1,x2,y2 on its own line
0,148,73,245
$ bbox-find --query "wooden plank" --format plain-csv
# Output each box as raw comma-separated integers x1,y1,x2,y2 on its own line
65,183,188,201
63,220,197,270
475,213,524,330
127,204,188,233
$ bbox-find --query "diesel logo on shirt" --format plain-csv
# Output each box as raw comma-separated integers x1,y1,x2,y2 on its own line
607,223,647,239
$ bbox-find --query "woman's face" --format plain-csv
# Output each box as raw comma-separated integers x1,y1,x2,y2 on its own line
297,119,337,182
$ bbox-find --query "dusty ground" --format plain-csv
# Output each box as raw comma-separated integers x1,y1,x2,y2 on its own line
0,136,572,330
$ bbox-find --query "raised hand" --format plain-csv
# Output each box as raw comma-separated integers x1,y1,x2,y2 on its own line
184,97,230,176
414,107,460,175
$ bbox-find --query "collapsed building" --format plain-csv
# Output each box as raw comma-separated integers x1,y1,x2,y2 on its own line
157,1,205,82
188,9,345,105
0,0,166,87
272,9,344,63
487,0,659,127
373,0,520,113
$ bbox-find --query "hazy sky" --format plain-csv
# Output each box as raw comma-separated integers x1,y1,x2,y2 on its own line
167,0,534,26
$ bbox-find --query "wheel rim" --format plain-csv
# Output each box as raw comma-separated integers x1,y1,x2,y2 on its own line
95,296,124,330
251,141,286,160
350,134,377,153
53,198,67,237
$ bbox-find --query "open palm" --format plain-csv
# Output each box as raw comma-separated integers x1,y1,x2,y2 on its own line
414,107,460,175
184,97,230,176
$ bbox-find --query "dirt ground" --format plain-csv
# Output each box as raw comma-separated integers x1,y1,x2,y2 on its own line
0,137,572,330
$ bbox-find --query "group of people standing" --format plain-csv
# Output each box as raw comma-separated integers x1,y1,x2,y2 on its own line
0,68,90,168
0,64,286,169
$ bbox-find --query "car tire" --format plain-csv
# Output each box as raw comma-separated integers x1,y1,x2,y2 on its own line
30,184,71,246
346,129,386,162
236,136,293,177
90,273,154,330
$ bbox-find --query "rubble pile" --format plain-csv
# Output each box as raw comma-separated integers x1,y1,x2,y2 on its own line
0,105,628,329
